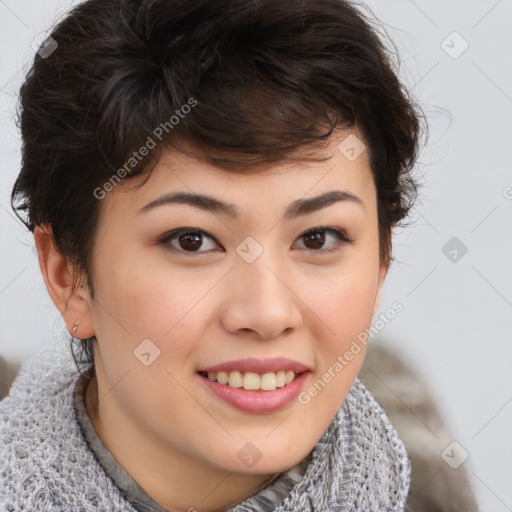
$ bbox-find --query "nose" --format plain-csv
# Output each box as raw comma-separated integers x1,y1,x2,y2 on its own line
220,250,303,340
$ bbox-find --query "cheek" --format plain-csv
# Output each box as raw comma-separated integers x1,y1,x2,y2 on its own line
305,259,380,358
315,279,375,342
94,245,164,324
93,250,219,359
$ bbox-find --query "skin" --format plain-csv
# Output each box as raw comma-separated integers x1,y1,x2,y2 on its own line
34,128,388,512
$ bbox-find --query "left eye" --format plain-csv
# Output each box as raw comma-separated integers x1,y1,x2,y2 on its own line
295,227,352,253
159,227,352,255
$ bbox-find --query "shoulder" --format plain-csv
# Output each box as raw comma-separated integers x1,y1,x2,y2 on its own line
0,348,136,511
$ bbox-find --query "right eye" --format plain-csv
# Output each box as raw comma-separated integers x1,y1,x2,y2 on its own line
158,228,221,254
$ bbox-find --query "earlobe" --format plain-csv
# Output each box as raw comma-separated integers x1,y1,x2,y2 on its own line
33,225,95,339
372,263,389,317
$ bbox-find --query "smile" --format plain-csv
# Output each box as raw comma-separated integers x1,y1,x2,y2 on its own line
198,370,299,391
197,371,310,414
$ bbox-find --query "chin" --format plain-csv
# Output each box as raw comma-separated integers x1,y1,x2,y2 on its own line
209,440,311,475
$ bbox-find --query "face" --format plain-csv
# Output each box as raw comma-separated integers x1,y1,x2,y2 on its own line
74,128,386,494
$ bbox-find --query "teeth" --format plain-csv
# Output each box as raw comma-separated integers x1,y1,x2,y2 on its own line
243,372,261,390
228,370,243,388
217,371,229,385
260,373,277,391
276,371,286,388
203,370,300,391
285,370,295,384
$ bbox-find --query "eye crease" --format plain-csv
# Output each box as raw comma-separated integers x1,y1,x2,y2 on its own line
157,226,355,256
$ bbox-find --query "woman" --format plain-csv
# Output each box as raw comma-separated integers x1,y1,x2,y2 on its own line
1,0,425,510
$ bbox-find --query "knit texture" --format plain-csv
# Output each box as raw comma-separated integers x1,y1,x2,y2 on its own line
72,367,310,512
0,346,410,511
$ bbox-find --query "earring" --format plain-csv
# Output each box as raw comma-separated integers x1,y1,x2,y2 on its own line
72,322,80,335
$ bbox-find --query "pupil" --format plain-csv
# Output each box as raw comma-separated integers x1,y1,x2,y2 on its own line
305,231,325,250
180,232,202,251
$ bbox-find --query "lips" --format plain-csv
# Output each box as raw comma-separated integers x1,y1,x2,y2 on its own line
197,371,310,413
196,357,311,412
197,357,310,374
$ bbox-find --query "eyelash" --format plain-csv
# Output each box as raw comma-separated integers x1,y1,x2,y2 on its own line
158,226,354,257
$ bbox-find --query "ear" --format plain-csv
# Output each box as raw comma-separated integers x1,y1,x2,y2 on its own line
33,225,95,339
372,262,389,318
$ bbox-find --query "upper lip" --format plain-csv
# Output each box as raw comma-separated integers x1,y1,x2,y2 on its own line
198,357,310,374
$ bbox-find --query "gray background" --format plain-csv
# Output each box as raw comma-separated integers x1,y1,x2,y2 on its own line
1,1,511,510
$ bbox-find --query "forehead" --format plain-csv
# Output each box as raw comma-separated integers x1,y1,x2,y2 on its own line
101,128,375,220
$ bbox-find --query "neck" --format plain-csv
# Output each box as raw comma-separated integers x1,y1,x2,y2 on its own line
84,374,281,512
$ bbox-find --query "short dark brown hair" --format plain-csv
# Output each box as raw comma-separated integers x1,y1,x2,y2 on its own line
11,0,426,374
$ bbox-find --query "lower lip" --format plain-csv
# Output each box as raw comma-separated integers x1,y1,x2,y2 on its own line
197,372,310,413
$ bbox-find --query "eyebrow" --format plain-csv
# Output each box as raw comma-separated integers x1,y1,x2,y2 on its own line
137,189,364,220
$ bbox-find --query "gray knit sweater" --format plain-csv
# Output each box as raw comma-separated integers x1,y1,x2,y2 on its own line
0,347,410,511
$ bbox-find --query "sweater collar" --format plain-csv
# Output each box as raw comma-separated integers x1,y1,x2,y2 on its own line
3,349,410,511
74,368,410,511
261,377,411,511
